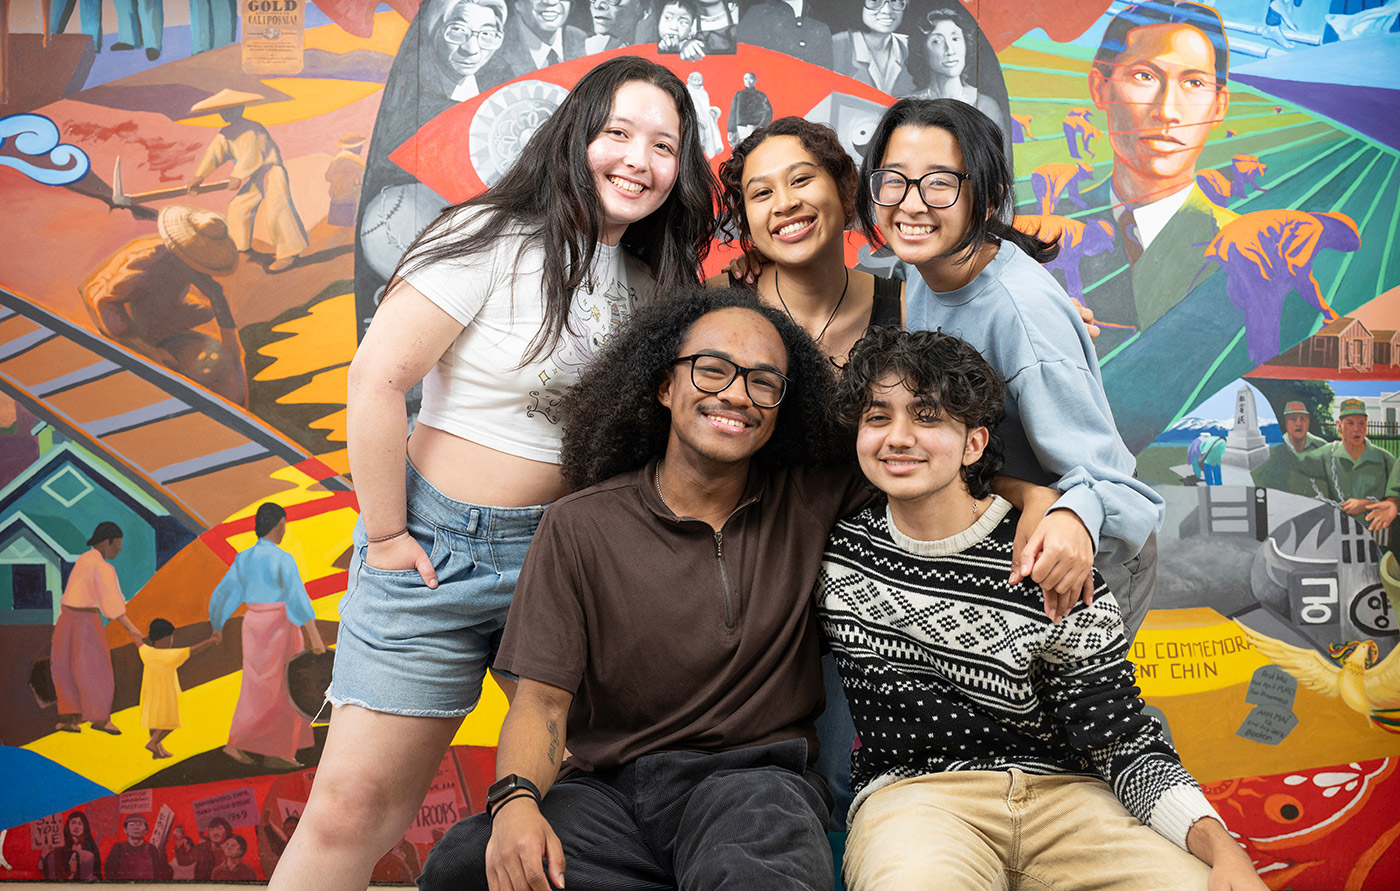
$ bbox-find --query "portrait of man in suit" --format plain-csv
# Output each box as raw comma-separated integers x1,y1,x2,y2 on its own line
1073,0,1241,451
488,0,588,79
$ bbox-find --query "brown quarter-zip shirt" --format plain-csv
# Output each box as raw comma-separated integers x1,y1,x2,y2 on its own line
496,457,870,774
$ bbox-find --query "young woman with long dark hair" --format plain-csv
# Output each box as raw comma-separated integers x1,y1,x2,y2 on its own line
40,810,102,880
269,56,719,891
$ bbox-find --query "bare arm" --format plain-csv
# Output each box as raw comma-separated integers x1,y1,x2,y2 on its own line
1186,817,1267,890
486,679,573,891
114,614,145,647
189,636,220,656
346,283,465,584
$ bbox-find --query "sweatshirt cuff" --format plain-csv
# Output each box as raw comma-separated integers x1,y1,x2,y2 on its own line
1049,487,1105,554
1149,784,1219,851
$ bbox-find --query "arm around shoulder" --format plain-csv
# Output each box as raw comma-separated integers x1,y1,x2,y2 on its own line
1012,360,1163,565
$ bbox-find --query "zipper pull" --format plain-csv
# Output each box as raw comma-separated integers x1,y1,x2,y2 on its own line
714,530,723,558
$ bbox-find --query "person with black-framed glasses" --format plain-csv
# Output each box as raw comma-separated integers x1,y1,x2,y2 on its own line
417,288,873,891
858,96,1165,645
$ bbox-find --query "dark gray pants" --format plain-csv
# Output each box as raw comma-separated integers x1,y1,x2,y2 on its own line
1098,529,1158,642
418,738,834,891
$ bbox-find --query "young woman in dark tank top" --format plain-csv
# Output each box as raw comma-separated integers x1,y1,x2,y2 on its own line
711,116,903,366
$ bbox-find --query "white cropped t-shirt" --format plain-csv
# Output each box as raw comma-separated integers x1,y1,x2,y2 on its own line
401,209,655,463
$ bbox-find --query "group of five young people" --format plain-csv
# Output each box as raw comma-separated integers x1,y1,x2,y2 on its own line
266,54,1222,890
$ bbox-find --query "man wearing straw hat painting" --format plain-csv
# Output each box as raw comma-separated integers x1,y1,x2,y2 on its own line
186,88,309,273
81,205,248,405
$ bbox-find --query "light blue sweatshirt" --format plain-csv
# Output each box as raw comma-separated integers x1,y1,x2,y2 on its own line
903,241,1164,567
208,538,316,631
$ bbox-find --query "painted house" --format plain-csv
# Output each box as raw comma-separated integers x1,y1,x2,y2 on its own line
1272,316,1374,373
1372,330,1400,368
0,438,192,626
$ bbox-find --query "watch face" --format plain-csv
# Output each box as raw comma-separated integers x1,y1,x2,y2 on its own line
487,775,518,803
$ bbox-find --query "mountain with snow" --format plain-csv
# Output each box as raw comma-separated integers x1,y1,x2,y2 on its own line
1153,417,1282,444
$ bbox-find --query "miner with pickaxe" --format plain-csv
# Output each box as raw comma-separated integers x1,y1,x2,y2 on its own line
185,88,308,273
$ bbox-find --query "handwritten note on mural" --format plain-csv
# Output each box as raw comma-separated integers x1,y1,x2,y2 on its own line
192,786,259,830
1237,665,1300,745
28,814,62,852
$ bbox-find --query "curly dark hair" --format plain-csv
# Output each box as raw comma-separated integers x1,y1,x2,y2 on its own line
717,116,859,267
560,287,851,490
836,327,1006,498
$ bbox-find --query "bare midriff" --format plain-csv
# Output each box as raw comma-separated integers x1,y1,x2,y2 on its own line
407,423,570,507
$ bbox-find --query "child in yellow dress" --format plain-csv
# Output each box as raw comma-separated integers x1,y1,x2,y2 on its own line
139,618,218,758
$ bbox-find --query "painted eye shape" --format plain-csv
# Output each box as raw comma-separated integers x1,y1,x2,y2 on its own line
1263,794,1303,823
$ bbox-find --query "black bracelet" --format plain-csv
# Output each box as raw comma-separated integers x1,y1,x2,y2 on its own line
488,790,540,820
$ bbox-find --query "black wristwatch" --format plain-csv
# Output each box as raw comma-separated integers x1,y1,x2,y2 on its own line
486,774,542,816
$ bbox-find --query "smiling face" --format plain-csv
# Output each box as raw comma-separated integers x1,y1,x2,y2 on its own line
586,80,682,245
658,307,786,470
873,124,976,277
864,0,904,33
1089,22,1228,202
516,0,571,39
435,1,502,78
857,373,986,509
924,19,966,80
741,135,849,270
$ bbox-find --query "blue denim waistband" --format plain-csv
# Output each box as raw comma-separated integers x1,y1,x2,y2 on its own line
404,458,547,537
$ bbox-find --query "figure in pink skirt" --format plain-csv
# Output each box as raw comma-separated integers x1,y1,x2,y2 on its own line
209,503,327,769
51,522,146,734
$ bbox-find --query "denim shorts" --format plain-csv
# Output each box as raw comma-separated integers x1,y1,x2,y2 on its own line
326,460,545,717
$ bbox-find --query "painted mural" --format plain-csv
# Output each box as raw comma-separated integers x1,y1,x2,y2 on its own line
0,0,1396,886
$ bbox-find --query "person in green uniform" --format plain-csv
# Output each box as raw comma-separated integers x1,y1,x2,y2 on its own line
1253,401,1328,496
1299,398,1395,509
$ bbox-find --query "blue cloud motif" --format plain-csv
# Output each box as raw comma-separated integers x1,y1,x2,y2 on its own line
0,113,91,186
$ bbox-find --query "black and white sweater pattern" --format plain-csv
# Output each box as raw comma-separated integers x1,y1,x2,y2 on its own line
816,497,1215,848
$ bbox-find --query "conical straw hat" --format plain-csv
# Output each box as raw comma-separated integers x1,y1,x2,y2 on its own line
157,206,239,275
190,88,266,114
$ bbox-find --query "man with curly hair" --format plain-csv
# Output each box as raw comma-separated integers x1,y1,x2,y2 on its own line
817,328,1265,891
418,288,868,891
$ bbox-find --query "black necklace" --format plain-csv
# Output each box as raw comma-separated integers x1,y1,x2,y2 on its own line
773,267,849,345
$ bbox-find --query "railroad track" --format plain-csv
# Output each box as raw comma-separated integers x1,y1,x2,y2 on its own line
0,288,350,533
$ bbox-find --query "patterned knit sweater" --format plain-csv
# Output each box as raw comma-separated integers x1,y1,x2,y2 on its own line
816,496,1216,849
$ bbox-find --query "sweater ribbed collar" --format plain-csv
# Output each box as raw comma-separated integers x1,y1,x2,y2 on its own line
884,494,1011,557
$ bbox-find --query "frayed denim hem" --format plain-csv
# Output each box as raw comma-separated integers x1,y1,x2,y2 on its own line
320,692,476,720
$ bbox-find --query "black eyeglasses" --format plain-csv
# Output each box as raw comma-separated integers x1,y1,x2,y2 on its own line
864,0,908,8
672,354,789,408
868,168,969,208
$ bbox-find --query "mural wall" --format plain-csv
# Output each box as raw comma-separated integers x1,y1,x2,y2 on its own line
1,0,1397,886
